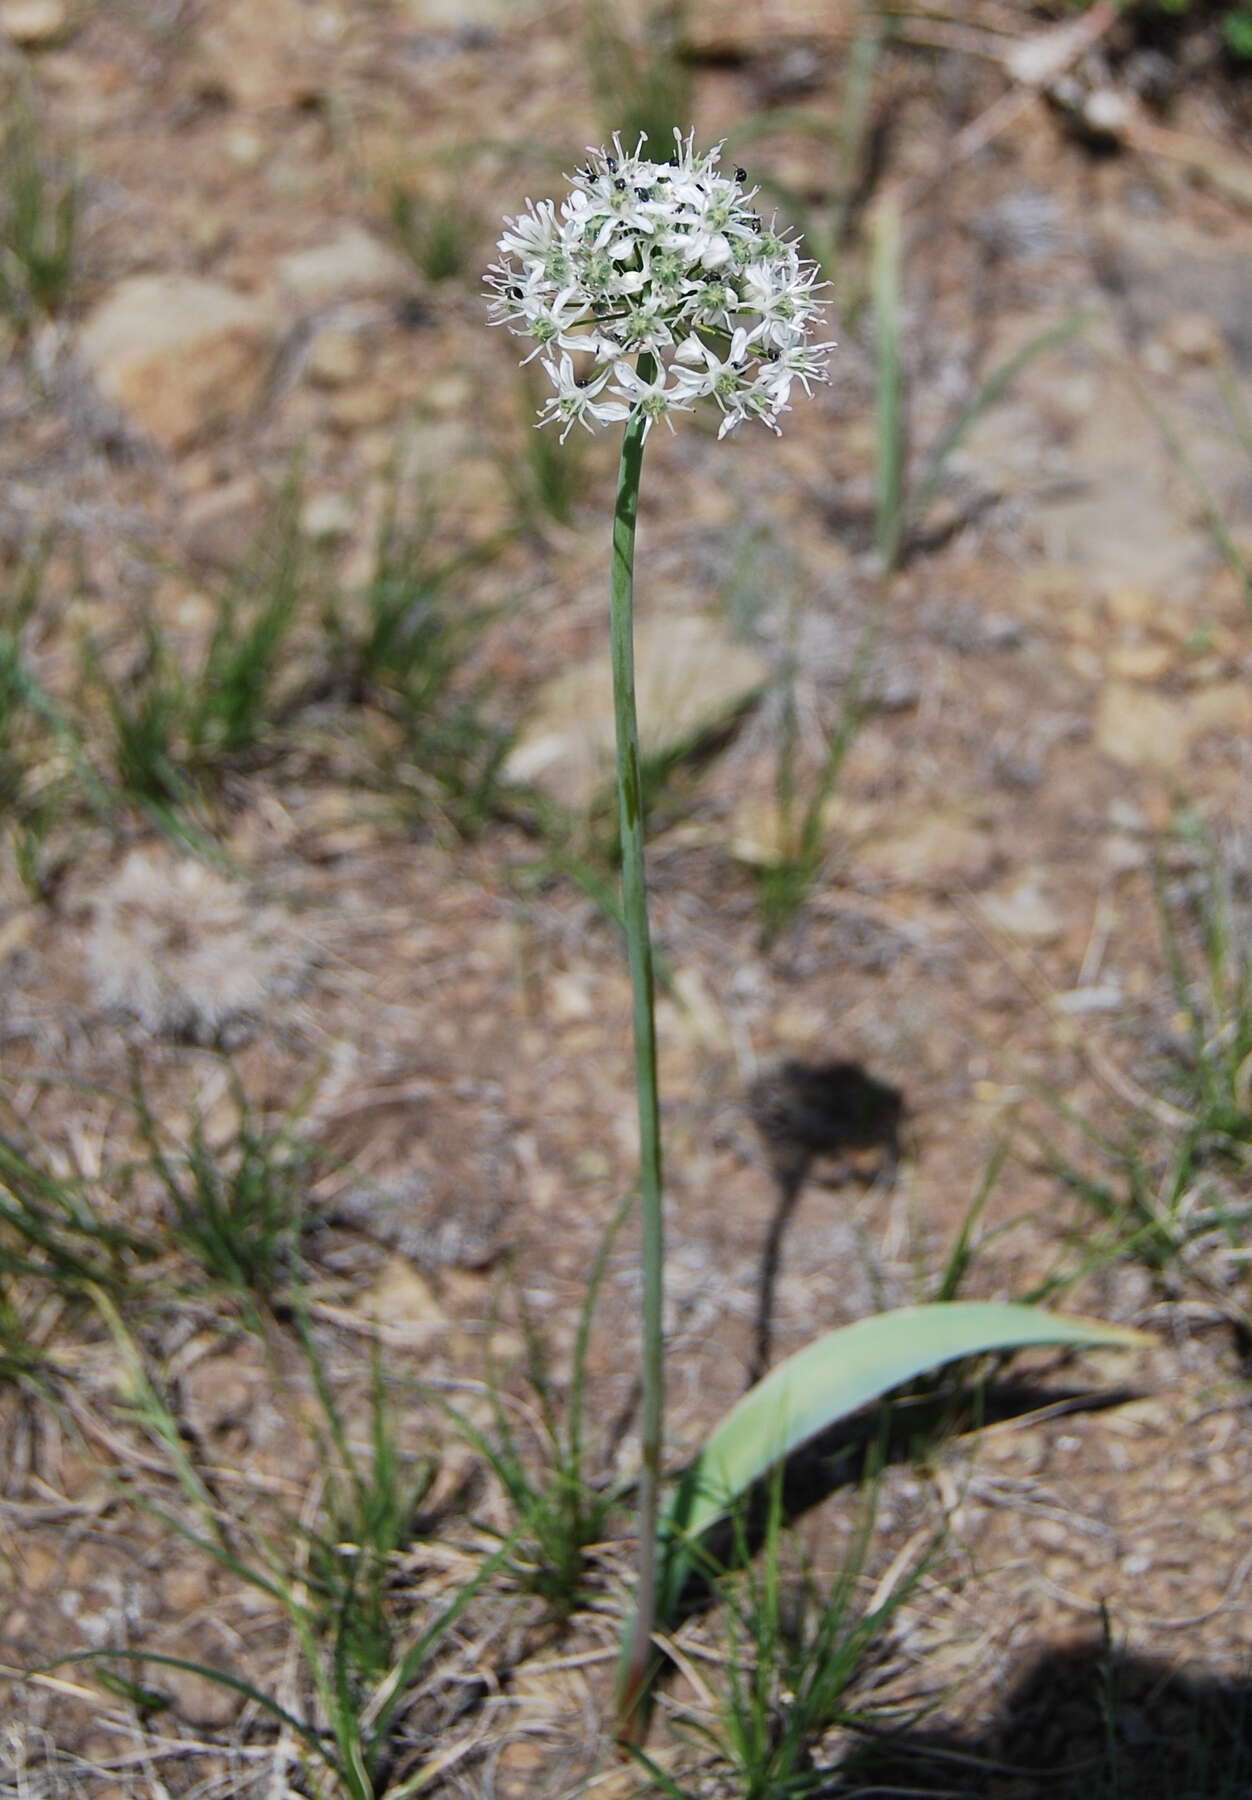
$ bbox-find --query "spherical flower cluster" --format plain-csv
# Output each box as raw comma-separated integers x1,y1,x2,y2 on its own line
487,130,833,442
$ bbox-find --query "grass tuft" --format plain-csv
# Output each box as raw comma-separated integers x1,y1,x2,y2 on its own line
871,200,1091,574
0,84,78,325
0,543,86,897
40,1285,513,1799
436,1197,631,1622
188,474,307,760
83,476,307,830
582,0,692,162
753,604,881,947
1036,824,1252,1314
321,479,514,833
134,1064,315,1313
389,183,479,285
634,1467,926,1798
507,369,588,529
293,1314,441,1687
0,1126,156,1304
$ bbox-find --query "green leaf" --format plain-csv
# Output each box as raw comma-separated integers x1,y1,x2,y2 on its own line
36,1649,338,1772
657,1301,1149,1620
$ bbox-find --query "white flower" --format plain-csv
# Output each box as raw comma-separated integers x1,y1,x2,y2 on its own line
536,353,620,441
755,338,838,408
607,360,694,438
671,327,758,421
488,129,833,441
498,198,562,266
740,256,826,347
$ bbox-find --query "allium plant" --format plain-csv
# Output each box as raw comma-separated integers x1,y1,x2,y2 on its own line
492,130,832,1739
487,129,833,444
489,133,1145,1752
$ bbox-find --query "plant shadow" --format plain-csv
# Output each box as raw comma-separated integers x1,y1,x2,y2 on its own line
748,1058,905,1384
831,1636,1252,1799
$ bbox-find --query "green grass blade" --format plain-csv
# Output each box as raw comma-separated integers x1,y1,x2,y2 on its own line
623,1744,687,1797
568,1187,634,1486
933,1141,1008,1304
1215,358,1252,461
830,1,890,250
908,312,1091,535
1116,359,1251,614
364,1535,515,1766
35,1649,339,1771
872,194,904,571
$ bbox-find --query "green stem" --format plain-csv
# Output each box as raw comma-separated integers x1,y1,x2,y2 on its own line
609,353,665,1744
872,193,904,572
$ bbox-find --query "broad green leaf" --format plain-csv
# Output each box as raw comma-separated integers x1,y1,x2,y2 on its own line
658,1301,1149,1617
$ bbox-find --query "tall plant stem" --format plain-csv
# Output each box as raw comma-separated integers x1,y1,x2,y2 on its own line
610,354,665,1744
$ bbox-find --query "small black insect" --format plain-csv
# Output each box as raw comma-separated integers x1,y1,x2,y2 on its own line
734,165,748,182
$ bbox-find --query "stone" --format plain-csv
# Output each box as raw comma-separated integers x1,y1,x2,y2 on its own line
493,1738,550,1799
20,1543,58,1590
300,492,354,542
363,1256,446,1329
980,878,1064,943
0,0,66,43
328,383,397,430
1106,586,1162,627
277,226,410,308
402,0,511,21
181,1351,265,1437
306,325,366,388
857,812,995,890
162,1565,214,1612
1158,310,1225,367
1187,680,1252,737
158,1659,245,1728
504,614,770,812
1095,683,1191,770
77,275,274,450
195,0,320,108
183,477,264,568
1106,640,1173,682
1095,679,1250,769
223,126,266,169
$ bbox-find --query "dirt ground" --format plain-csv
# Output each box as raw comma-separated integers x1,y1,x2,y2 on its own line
2,1,1252,1796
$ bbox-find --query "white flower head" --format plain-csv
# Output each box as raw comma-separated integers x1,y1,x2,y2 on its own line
487,130,833,441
